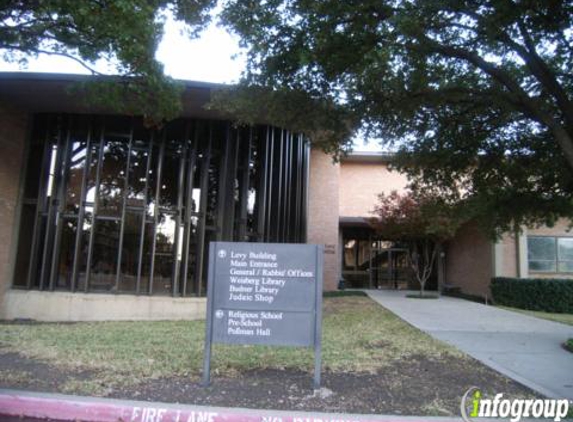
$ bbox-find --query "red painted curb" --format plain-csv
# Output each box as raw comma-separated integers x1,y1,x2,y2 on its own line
0,391,457,422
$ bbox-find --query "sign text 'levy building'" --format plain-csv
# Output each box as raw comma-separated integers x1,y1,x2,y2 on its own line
203,242,324,388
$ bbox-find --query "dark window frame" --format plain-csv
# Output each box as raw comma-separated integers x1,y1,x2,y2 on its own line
12,114,310,297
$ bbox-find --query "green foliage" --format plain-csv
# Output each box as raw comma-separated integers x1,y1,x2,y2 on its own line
210,85,357,156
491,277,573,313
565,339,573,353
219,0,573,233
71,76,185,125
370,190,467,243
0,0,216,124
370,190,466,293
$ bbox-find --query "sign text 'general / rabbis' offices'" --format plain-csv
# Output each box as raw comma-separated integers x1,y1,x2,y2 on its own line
202,242,324,388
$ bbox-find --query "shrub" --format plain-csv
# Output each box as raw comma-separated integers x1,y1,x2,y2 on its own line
491,277,573,313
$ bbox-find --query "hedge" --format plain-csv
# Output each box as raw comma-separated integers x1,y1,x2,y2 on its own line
491,277,573,313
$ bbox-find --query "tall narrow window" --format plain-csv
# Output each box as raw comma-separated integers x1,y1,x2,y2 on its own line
557,238,573,272
14,114,309,296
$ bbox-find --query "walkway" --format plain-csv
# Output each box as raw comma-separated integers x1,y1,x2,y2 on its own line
365,290,573,400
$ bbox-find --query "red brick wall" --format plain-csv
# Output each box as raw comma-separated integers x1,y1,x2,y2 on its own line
496,232,519,278
0,106,28,298
307,149,340,291
446,222,493,298
339,161,409,217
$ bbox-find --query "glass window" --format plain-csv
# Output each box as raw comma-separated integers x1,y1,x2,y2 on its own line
159,153,180,209
65,140,88,214
127,148,149,206
153,212,177,295
528,237,556,261
528,236,573,273
358,240,371,269
98,139,128,217
246,133,259,236
558,238,573,273
118,212,143,292
90,219,120,291
344,239,357,270
74,211,92,292
54,218,78,290
138,221,155,294
558,238,573,260
527,237,557,272
558,261,573,272
529,260,556,272
14,115,309,297
528,237,556,272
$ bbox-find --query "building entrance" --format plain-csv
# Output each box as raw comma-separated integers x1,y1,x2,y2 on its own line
369,247,411,289
341,229,413,289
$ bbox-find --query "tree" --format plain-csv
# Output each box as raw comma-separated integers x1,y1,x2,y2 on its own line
370,191,466,296
218,0,573,234
0,0,215,123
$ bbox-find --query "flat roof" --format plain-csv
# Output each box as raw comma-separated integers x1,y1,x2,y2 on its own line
339,216,372,227
0,72,228,118
341,151,395,163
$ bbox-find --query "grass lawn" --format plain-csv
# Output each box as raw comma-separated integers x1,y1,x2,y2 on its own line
0,296,536,415
498,306,573,326
0,297,459,383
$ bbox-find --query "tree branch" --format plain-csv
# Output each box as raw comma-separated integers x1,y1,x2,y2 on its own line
443,6,573,143
515,21,573,131
0,43,104,75
412,36,573,171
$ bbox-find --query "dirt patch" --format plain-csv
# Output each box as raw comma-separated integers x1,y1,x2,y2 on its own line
0,351,96,393
0,350,538,416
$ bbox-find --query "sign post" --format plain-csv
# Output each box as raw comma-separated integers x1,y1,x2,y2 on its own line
202,242,324,389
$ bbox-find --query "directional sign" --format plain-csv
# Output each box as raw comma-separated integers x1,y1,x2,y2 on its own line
202,242,324,389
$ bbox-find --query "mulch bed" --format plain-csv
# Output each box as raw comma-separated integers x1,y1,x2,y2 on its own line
0,350,539,416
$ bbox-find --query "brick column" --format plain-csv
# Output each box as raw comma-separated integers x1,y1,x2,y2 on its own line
307,149,340,291
0,106,28,300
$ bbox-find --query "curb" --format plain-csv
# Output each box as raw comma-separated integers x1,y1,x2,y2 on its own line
0,389,462,422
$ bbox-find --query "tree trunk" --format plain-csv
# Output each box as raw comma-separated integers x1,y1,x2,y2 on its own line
408,239,439,297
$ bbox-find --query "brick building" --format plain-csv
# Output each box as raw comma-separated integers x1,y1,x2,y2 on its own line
337,153,573,298
0,73,571,321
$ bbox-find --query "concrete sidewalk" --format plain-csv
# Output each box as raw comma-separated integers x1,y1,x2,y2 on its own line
365,290,573,400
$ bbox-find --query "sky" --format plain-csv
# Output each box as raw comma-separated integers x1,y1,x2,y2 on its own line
0,13,379,151
0,13,245,83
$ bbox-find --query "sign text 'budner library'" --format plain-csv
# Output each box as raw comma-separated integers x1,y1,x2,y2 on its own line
210,243,321,346
226,251,314,305
203,242,323,387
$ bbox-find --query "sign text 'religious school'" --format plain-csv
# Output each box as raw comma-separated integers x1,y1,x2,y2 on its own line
202,242,323,388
